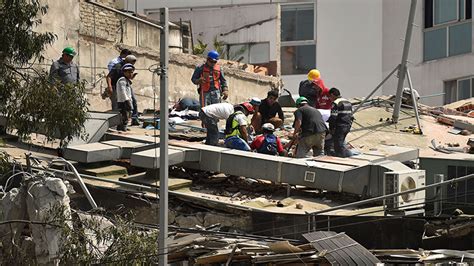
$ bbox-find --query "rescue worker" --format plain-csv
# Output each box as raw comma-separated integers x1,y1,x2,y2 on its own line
250,123,286,156
107,48,132,72
293,96,327,158
191,50,229,107
49,47,80,85
224,102,254,151
174,97,201,111
116,63,135,131
328,88,353,158
298,69,320,107
252,90,284,133
314,78,332,109
199,102,235,146
106,54,137,112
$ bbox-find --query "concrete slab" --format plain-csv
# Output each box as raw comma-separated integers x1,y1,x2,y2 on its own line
219,150,292,182
103,133,159,144
365,145,419,162
68,112,121,146
119,173,192,190
63,143,121,163
81,165,128,177
130,148,188,169
101,140,157,159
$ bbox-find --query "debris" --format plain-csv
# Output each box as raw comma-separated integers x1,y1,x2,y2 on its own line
295,202,303,209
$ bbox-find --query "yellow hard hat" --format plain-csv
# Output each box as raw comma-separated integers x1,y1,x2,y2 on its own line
307,69,321,81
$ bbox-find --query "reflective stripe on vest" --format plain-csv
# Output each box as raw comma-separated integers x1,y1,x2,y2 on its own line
334,97,348,105
226,111,245,138
200,64,221,93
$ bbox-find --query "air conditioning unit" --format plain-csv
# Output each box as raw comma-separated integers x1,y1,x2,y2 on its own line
383,170,426,210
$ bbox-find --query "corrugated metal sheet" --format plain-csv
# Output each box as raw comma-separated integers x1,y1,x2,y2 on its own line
303,231,380,265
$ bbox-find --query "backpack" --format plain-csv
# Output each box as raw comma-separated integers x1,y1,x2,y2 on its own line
257,134,278,155
224,112,239,135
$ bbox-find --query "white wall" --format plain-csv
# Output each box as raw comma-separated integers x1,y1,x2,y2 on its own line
146,5,279,64
315,0,383,99
382,0,474,106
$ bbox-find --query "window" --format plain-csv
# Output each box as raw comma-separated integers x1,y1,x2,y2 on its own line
444,76,474,103
281,4,316,75
226,42,270,64
446,165,474,204
423,0,472,61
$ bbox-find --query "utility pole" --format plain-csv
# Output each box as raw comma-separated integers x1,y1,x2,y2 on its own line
392,0,417,123
158,7,169,266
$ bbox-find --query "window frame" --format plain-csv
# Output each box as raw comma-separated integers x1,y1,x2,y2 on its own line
444,75,474,103
280,2,317,76
423,0,473,62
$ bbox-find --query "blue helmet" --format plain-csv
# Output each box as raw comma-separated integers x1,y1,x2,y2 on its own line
207,50,219,61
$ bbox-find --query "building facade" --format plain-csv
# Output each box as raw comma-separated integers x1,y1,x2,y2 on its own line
129,0,473,106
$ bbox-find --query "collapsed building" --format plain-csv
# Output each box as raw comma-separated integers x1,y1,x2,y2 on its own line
1,0,474,264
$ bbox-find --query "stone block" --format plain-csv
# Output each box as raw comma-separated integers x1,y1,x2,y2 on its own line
63,143,121,163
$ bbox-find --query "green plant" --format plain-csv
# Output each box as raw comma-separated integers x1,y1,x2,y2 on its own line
0,0,88,147
192,39,207,55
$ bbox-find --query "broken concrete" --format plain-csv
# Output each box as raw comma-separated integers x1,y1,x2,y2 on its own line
26,177,72,264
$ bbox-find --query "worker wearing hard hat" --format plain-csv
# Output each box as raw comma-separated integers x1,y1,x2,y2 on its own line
191,50,229,107
298,69,321,107
292,96,328,158
49,47,80,85
224,102,254,151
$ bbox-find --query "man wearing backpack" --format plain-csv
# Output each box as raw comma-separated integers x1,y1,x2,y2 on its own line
224,102,254,151
250,123,286,156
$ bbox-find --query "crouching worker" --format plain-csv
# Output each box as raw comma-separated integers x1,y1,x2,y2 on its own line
250,123,286,156
199,102,235,146
328,88,353,158
224,102,254,151
293,96,327,158
116,63,135,131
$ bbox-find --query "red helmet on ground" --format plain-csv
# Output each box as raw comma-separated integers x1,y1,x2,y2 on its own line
240,102,255,114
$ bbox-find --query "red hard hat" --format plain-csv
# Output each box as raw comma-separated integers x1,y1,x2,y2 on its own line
240,102,255,114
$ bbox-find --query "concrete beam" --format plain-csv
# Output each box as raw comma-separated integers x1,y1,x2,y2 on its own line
130,147,200,169
101,140,158,159
63,143,121,163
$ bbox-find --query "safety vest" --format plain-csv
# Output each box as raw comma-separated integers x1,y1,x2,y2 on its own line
225,111,246,138
331,97,353,126
200,64,221,93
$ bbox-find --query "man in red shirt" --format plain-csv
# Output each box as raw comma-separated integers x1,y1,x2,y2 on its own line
313,78,333,109
250,123,286,156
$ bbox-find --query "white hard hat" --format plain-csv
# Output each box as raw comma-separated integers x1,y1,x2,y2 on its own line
262,123,275,132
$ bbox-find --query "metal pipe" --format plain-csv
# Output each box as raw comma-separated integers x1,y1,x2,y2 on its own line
85,0,163,30
353,65,399,113
308,172,474,216
30,166,158,193
52,158,98,209
406,69,422,134
159,7,169,266
392,0,417,123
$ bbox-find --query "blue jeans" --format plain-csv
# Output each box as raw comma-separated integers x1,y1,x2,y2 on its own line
200,90,221,107
225,136,251,151
199,110,219,146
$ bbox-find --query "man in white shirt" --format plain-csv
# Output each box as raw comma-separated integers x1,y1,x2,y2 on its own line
224,102,254,151
199,102,235,145
116,63,135,131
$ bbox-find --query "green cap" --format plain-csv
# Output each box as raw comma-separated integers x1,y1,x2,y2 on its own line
62,47,76,56
295,96,308,106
